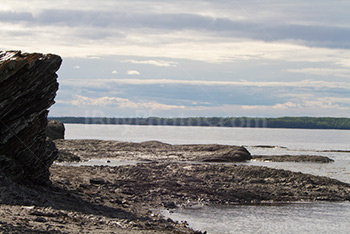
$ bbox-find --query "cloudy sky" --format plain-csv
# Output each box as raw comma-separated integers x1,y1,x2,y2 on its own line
1,0,350,117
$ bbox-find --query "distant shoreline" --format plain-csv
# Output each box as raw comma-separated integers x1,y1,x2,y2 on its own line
49,116,350,130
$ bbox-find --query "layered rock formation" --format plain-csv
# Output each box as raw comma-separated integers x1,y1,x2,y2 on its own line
0,51,62,185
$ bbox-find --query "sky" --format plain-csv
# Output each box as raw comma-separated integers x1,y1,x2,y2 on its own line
1,0,350,117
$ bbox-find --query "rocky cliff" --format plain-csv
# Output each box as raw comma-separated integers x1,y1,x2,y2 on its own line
0,51,62,185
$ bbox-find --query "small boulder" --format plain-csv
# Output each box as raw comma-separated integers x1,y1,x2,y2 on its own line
201,146,252,162
47,120,65,140
163,201,177,209
56,151,80,162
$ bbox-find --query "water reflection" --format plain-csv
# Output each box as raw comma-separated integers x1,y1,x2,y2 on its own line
163,202,350,234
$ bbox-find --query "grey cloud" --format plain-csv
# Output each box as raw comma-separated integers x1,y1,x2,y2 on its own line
75,29,124,40
264,24,350,48
2,8,350,48
0,11,33,22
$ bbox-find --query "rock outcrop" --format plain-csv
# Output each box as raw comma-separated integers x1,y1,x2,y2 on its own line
252,155,334,163
199,146,251,162
0,51,62,185
47,120,65,140
54,139,252,162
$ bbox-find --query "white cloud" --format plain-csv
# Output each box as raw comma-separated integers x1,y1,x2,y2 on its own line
303,97,350,109
287,67,350,78
123,59,178,67
126,70,140,75
273,102,300,109
85,78,350,90
60,95,185,110
242,96,350,112
242,102,300,110
3,0,350,118
336,60,350,68
112,70,118,74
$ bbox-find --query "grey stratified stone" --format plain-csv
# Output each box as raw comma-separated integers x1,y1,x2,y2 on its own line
0,51,62,185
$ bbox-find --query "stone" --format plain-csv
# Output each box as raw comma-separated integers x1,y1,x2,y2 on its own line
252,155,334,163
0,51,62,185
34,217,47,223
163,201,177,209
90,178,107,185
55,151,81,162
47,120,65,140
200,146,252,162
54,139,253,163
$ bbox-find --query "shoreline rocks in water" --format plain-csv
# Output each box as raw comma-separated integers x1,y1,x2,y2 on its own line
54,139,335,164
54,139,252,162
2,138,349,233
0,51,61,185
252,155,334,163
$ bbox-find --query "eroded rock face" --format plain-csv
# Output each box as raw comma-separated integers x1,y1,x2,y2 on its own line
0,51,62,185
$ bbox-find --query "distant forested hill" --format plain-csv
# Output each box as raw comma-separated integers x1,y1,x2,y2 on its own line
49,117,350,130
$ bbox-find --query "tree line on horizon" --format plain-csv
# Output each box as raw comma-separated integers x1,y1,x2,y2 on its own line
49,117,350,130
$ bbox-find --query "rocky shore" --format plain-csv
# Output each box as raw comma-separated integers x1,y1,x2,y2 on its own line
3,155,349,233
1,52,349,233
52,140,349,205
2,139,349,233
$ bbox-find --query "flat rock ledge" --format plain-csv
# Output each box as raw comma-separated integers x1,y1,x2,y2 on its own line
252,155,334,163
51,162,350,205
54,139,252,162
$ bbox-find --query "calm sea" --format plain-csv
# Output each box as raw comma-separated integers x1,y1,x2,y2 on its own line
64,124,350,234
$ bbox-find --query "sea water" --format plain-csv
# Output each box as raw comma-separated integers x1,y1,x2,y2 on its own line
64,124,350,234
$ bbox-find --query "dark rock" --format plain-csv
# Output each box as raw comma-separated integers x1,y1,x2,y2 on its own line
30,210,60,218
34,217,47,223
55,151,81,162
90,178,107,185
252,145,287,149
163,201,177,209
0,51,62,185
47,120,65,140
201,146,252,162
